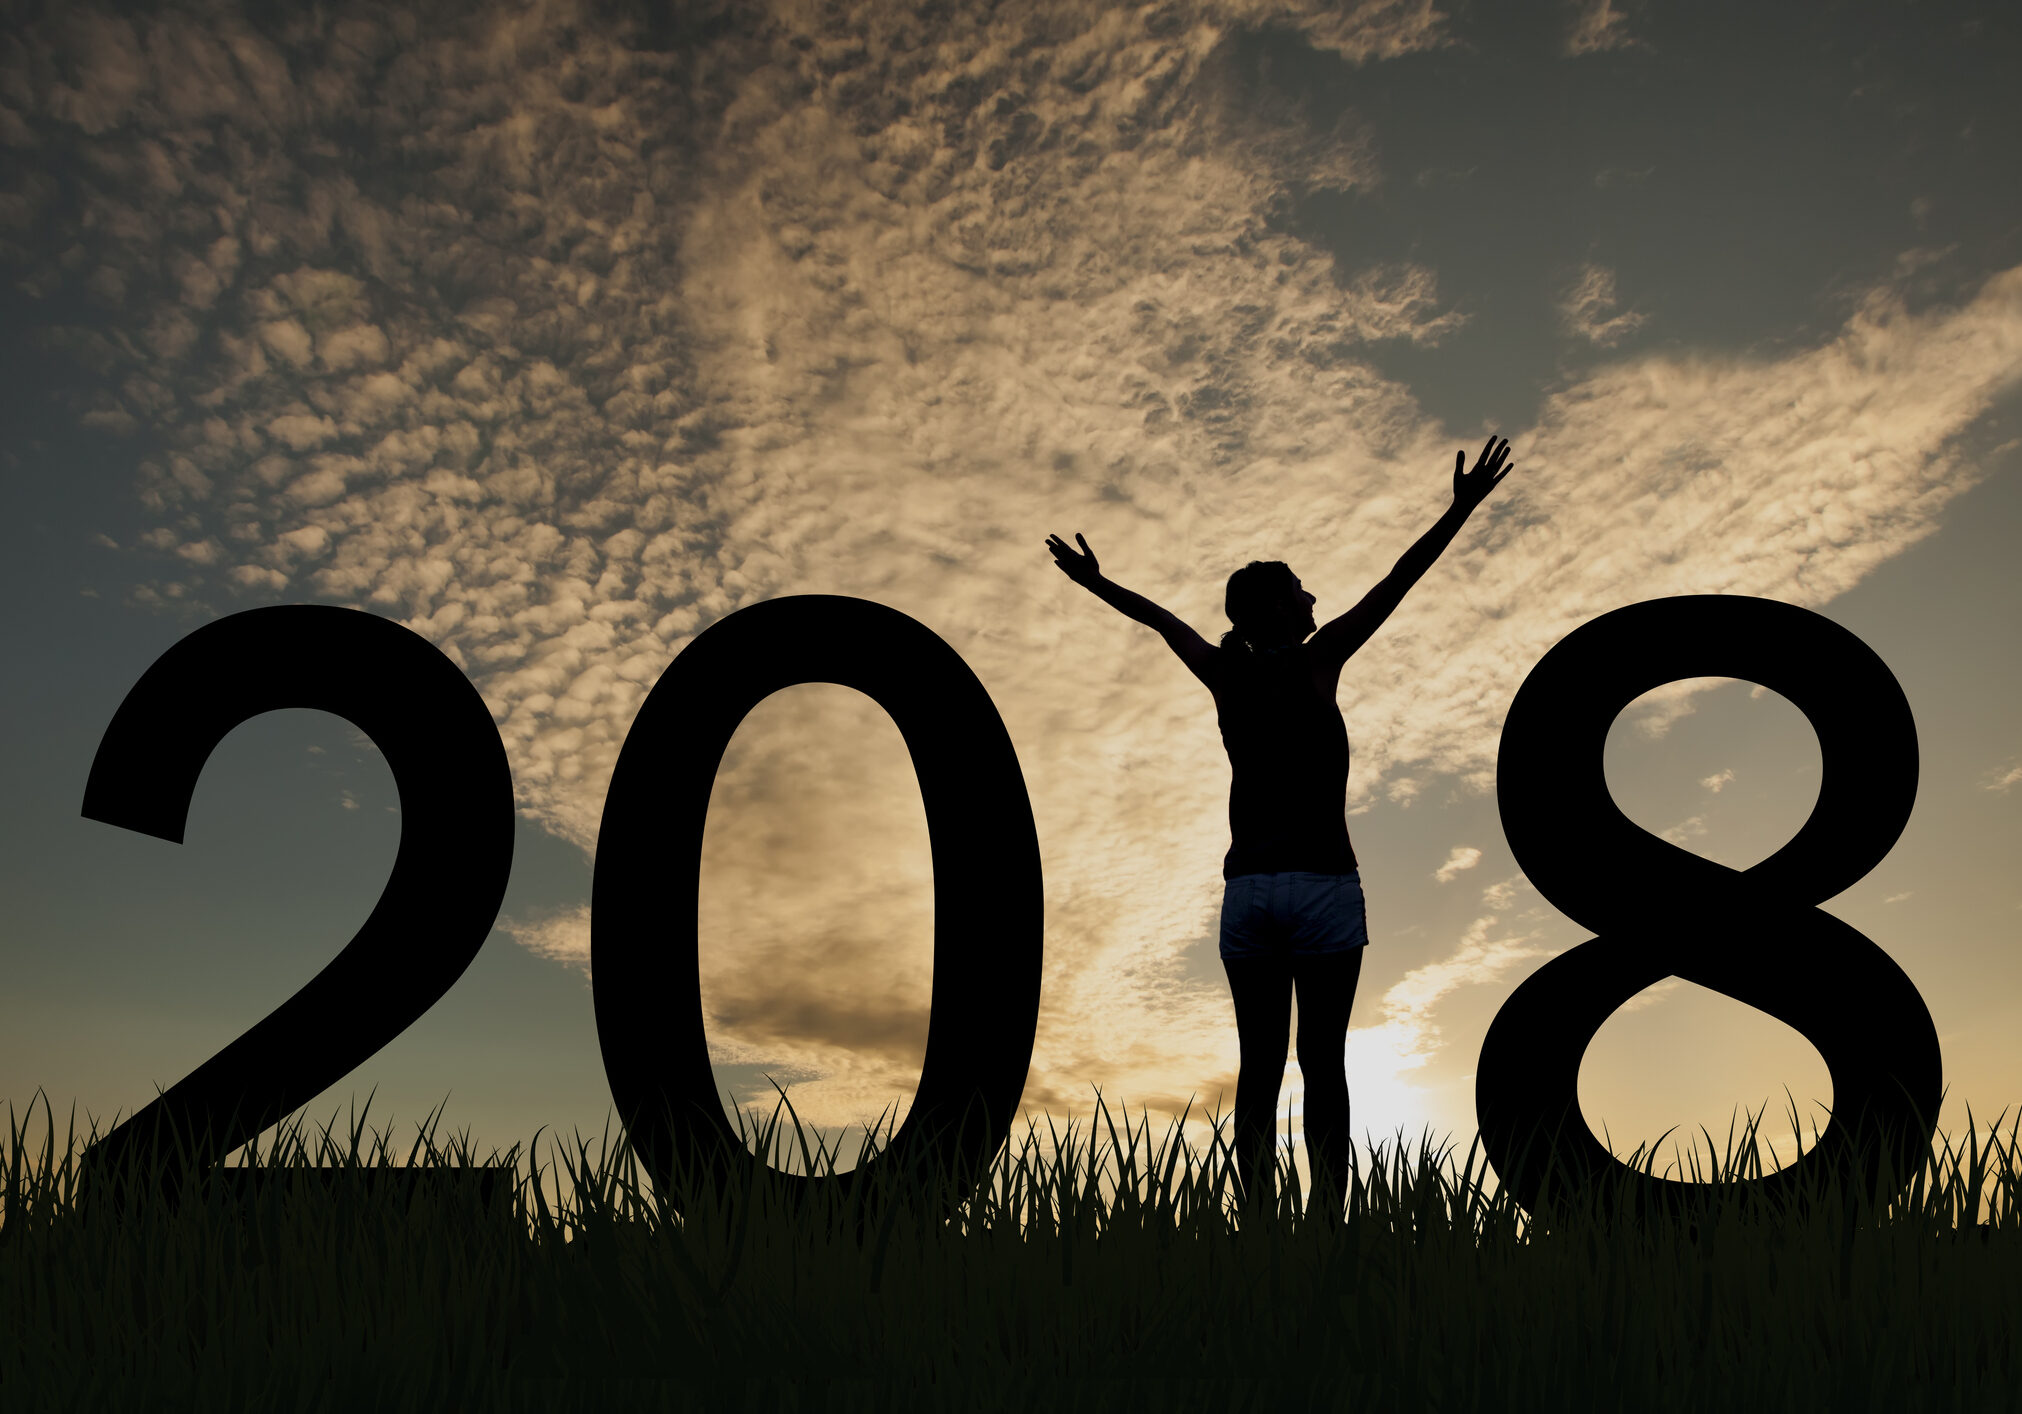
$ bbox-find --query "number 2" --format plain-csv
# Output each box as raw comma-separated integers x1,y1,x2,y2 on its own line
81,605,515,1194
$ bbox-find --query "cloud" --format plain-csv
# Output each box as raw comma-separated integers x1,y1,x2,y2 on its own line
1611,679,1747,742
1558,261,1647,347
1479,874,1525,911
1379,919,1548,1030
259,320,315,369
6,0,2021,1144
1701,768,1735,793
1320,910,1566,1147
1982,759,2022,793
1660,816,1708,846
266,411,338,450
1432,845,1482,882
497,905,591,979
1564,0,1642,56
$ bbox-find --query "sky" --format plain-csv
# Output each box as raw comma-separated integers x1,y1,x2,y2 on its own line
2,0,2019,1195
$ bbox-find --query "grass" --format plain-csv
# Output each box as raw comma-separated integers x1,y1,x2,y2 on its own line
2,1089,2018,1413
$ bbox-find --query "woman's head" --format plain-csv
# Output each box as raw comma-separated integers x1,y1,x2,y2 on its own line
1221,560,1317,652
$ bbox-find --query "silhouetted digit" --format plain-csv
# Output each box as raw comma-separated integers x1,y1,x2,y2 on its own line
80,606,514,1198
592,595,1043,1220
1477,595,1940,1219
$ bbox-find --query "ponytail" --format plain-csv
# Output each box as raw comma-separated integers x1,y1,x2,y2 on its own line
1223,559,1299,656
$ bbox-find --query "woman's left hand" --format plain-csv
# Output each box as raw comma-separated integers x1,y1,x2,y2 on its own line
1453,435,1514,508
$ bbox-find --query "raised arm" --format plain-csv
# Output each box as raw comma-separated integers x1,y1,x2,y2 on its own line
1045,532,1219,686
1308,435,1515,673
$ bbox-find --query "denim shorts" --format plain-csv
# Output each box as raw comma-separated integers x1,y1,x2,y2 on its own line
1218,871,1369,961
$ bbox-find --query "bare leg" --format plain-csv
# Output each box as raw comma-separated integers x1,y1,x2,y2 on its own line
1293,947,1365,1219
1222,955,1292,1211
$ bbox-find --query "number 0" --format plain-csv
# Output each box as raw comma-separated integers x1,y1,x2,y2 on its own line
591,596,1044,1214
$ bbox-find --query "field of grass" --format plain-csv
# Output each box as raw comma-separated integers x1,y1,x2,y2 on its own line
3,1090,2017,1412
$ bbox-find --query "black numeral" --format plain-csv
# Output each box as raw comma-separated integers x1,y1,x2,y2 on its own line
591,595,1044,1217
81,606,514,1197
1477,595,1941,1218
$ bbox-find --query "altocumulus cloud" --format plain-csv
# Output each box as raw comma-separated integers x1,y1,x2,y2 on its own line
1432,846,1482,883
5,0,2020,1144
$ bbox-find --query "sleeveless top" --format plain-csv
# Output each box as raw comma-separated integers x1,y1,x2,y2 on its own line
1211,642,1357,880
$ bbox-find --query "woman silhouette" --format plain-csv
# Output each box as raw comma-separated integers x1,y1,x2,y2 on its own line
1046,436,1515,1213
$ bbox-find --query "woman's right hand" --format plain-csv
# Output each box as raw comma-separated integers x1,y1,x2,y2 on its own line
1045,532,1102,588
